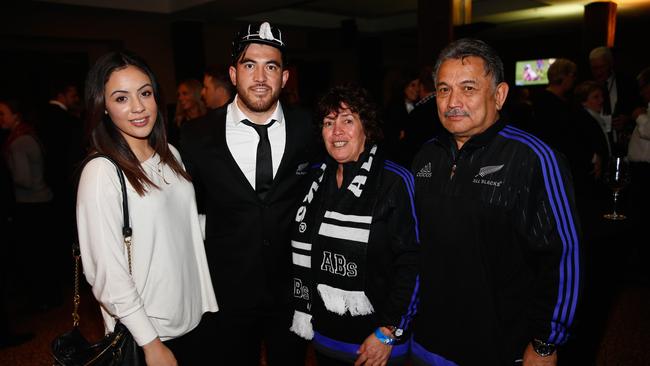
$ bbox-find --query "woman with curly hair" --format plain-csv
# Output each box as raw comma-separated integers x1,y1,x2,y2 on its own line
290,84,420,365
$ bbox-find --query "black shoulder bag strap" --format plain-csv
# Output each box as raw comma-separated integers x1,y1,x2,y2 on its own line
71,153,133,327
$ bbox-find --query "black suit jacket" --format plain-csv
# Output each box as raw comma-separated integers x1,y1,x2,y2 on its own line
180,105,319,311
402,96,442,167
611,72,640,118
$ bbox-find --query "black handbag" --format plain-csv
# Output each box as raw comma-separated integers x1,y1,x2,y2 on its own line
52,154,141,366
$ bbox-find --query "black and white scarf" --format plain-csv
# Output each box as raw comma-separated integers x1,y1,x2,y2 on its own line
290,145,380,340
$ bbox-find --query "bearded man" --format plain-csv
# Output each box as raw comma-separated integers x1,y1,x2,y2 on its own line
180,21,319,365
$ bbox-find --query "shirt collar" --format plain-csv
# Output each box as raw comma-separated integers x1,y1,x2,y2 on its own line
49,100,68,111
227,95,284,127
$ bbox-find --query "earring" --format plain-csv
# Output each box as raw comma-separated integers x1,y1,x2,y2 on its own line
104,110,108,115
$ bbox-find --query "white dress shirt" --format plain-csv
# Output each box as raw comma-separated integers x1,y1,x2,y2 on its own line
627,102,650,163
586,107,613,156
225,96,286,189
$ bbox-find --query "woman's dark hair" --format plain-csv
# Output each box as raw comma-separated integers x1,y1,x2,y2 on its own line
85,50,190,196
316,83,384,145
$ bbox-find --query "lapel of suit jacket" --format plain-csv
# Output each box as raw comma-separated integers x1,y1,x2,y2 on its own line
266,108,299,199
212,110,258,199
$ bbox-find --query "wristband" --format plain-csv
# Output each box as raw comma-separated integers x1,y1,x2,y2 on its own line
374,327,397,345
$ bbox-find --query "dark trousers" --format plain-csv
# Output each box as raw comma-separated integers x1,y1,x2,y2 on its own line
200,306,308,366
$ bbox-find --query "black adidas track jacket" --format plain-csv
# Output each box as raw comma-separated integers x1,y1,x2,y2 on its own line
411,119,581,365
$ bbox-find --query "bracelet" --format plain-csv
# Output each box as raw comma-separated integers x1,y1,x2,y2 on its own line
374,327,397,345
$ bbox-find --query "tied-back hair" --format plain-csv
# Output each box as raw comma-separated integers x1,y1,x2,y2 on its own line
316,83,384,145
84,50,191,196
434,38,505,90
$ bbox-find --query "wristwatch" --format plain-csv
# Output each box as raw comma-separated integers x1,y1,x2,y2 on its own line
532,338,556,357
386,326,404,339
374,326,405,345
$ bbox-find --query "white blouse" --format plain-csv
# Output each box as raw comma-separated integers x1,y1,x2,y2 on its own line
627,102,650,163
76,145,218,346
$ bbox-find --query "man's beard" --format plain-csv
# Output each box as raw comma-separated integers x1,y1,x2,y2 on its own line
238,84,281,113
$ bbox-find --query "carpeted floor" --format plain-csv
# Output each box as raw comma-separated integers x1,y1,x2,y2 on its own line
1,281,648,365
1,282,104,366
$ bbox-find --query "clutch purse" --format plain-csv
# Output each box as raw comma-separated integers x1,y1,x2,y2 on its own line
51,154,141,366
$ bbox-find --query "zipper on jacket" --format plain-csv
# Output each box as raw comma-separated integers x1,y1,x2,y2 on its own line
449,146,458,180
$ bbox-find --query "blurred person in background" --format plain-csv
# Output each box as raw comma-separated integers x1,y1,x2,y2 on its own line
589,46,639,155
0,98,60,311
169,78,206,146
201,65,234,110
383,69,419,165
0,111,33,349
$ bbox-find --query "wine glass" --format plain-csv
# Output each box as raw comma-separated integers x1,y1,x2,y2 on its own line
602,156,631,220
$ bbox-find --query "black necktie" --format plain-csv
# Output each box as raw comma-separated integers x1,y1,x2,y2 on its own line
241,119,276,199
602,81,612,116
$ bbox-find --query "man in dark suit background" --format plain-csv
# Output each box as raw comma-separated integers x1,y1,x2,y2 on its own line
36,80,85,302
39,80,85,191
180,22,318,365
402,65,442,166
201,64,234,111
589,46,640,155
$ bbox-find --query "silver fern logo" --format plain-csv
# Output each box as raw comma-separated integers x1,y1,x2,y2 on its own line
473,164,504,187
475,164,504,178
295,162,309,175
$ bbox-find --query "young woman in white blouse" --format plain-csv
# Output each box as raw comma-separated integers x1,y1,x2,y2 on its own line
77,51,218,366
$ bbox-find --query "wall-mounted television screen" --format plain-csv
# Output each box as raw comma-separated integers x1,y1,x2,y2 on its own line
515,58,556,86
